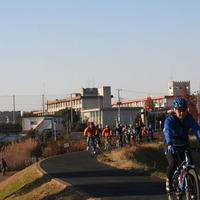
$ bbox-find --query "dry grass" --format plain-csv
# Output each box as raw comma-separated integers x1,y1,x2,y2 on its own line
0,138,87,171
98,136,200,179
0,139,38,170
0,163,91,200
98,142,167,178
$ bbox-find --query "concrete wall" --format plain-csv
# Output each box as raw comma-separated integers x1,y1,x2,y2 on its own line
101,107,142,127
22,116,63,132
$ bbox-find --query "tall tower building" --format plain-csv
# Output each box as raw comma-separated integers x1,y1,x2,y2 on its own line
168,81,190,96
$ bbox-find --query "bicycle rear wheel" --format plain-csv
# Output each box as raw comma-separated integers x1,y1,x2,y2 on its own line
185,169,200,200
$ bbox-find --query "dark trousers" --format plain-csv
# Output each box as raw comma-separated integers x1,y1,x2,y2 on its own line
164,143,192,180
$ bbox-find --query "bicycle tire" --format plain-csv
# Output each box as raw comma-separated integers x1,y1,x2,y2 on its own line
185,169,200,200
88,137,97,157
170,174,182,200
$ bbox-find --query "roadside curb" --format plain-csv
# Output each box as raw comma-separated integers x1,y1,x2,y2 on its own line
36,155,102,200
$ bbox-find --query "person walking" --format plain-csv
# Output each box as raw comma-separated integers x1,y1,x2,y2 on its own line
1,158,7,176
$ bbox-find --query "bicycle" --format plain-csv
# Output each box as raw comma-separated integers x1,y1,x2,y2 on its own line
135,133,142,144
124,133,130,145
104,136,111,150
88,136,98,156
168,147,200,200
116,134,123,148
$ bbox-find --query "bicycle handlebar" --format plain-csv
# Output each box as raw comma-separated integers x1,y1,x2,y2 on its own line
175,147,200,153
189,147,200,152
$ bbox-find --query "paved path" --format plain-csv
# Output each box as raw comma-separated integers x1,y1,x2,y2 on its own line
0,171,18,182
40,151,167,200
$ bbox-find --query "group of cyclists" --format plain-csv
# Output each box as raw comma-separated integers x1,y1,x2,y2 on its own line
83,121,155,151
84,97,200,199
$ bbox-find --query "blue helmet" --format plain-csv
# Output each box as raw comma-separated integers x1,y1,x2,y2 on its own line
173,97,188,108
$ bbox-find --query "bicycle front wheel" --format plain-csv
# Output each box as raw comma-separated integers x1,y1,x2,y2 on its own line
170,174,181,200
185,169,200,200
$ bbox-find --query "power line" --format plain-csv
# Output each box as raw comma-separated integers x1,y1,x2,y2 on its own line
122,89,167,95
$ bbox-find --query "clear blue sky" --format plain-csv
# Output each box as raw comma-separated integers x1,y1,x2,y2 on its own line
0,0,200,110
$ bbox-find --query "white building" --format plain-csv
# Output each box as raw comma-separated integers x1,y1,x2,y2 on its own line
22,116,64,139
46,86,112,115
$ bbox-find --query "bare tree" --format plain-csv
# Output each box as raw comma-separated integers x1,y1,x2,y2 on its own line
145,96,154,112
182,84,198,120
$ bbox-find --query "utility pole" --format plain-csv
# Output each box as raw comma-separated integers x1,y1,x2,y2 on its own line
42,94,45,114
70,94,73,130
98,93,101,127
42,82,45,115
116,89,122,125
197,91,200,124
13,95,16,124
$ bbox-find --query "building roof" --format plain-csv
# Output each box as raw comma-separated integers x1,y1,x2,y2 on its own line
46,96,81,105
112,95,175,105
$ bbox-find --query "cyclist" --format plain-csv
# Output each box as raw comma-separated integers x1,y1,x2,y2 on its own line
164,97,200,198
122,124,130,145
102,125,113,150
115,124,123,147
147,124,154,141
84,122,98,150
135,123,142,143
130,125,136,144
95,124,101,148
142,126,149,143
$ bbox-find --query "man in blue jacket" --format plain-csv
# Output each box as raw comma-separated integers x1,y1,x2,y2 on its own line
164,97,200,197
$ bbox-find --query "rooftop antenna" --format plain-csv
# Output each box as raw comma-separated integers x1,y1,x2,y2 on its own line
92,78,95,88
169,68,173,81
86,79,90,87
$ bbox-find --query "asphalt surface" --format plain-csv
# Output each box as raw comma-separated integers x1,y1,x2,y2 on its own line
40,150,167,200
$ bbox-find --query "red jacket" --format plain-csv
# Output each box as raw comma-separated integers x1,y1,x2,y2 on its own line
142,128,149,135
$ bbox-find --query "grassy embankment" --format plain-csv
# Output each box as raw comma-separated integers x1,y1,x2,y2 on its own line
1,135,200,200
98,135,200,178
0,163,95,200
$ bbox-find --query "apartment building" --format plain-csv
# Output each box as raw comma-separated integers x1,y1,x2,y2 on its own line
43,86,142,127
46,86,112,112
45,86,111,126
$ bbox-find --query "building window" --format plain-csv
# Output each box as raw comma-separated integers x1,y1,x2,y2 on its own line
30,121,37,125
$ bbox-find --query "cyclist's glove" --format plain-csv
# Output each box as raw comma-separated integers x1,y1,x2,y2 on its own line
167,145,175,154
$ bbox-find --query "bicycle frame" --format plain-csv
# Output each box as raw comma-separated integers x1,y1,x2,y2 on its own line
116,135,123,148
171,148,200,199
104,136,111,150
